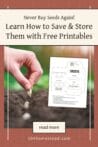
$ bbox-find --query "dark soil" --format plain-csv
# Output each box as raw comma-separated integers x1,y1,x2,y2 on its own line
4,89,94,128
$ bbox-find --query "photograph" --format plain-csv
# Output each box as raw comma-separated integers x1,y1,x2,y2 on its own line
4,45,94,128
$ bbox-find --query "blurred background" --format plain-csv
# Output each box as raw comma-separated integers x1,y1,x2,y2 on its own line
4,46,94,93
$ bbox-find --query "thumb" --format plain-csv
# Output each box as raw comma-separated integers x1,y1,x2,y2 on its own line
11,66,31,90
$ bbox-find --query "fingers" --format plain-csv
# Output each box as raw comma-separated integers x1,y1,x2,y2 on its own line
25,53,43,87
11,65,31,90
6,48,43,90
29,71,42,86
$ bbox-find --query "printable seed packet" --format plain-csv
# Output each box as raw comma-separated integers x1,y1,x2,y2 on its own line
48,57,88,108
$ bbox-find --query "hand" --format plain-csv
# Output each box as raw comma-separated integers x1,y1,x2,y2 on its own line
4,46,43,90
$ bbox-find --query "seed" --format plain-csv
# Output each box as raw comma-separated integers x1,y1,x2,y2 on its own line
22,112,31,120
27,89,32,97
24,101,30,109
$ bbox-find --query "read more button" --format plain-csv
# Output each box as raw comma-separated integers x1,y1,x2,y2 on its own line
33,122,65,133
